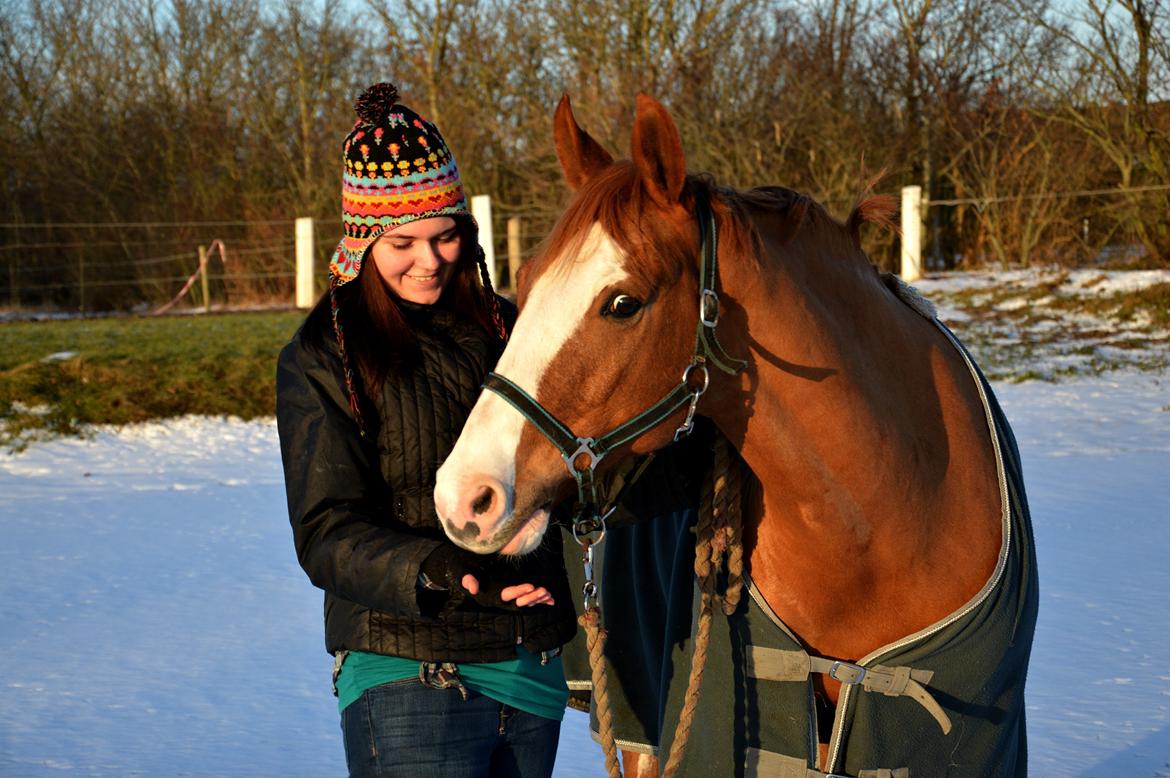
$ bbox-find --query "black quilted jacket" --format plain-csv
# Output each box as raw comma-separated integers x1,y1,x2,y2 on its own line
276,295,576,663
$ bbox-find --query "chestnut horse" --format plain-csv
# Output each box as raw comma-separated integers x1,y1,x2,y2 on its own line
435,94,1036,776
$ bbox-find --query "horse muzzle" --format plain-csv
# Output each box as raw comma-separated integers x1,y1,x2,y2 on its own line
434,471,551,557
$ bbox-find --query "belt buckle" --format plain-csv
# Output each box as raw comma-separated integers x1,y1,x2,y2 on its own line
828,660,867,685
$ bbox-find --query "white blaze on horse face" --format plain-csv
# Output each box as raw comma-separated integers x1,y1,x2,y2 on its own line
434,224,629,552
496,223,629,399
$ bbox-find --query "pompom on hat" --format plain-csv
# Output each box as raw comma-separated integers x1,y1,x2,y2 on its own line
329,82,471,286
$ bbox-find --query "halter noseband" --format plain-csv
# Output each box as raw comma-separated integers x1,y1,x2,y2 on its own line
481,191,746,535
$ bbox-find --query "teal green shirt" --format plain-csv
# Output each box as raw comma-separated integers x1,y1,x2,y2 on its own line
336,648,569,722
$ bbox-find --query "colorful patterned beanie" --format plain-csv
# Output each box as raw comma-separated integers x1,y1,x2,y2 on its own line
329,82,470,286
326,83,506,436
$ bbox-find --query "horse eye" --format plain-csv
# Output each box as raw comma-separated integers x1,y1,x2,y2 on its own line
604,294,643,319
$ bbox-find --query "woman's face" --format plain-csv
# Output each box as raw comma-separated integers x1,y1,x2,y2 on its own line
369,216,462,305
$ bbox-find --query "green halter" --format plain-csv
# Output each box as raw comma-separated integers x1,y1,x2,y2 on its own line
482,190,746,535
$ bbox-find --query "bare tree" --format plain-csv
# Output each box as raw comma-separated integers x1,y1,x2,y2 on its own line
1014,0,1170,263
5,0,1170,311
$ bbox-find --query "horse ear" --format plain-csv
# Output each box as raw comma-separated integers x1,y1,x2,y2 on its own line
554,93,614,191
631,93,686,206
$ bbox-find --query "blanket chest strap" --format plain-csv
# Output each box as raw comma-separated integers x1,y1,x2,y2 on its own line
745,646,952,734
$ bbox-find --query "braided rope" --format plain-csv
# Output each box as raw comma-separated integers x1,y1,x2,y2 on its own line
328,276,368,437
579,607,622,777
720,445,746,616
579,433,747,778
661,434,746,777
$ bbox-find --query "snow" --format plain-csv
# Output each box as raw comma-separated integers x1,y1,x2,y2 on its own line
915,268,1170,383
3,273,1170,776
0,417,606,777
992,373,1170,778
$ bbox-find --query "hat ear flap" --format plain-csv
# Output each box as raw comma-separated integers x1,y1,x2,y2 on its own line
554,94,614,191
631,93,686,206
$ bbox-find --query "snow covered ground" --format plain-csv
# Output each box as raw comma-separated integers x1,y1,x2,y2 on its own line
2,271,1169,776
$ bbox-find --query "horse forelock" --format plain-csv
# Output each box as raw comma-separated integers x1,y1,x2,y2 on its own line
522,163,697,306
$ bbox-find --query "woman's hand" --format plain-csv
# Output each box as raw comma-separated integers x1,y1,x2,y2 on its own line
460,575,555,607
420,545,557,612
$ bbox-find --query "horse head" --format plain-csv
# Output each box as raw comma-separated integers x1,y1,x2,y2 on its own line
434,94,714,555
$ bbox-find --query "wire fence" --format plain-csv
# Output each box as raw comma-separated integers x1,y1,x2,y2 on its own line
927,183,1170,207
0,218,342,316
1,182,1165,318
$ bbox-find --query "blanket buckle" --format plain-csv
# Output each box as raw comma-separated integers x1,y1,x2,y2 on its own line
828,660,867,685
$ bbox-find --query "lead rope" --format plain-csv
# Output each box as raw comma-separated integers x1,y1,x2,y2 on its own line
579,434,746,778
661,433,745,778
577,535,622,777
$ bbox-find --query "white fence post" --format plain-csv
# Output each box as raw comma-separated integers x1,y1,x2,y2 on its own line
900,186,923,281
295,217,315,309
471,195,497,289
506,217,522,292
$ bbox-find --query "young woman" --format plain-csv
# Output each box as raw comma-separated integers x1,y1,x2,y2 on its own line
276,83,576,778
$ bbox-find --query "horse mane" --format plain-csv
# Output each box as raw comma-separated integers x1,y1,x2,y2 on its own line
713,182,818,251
846,168,899,248
727,184,814,222
847,195,899,244
527,163,882,294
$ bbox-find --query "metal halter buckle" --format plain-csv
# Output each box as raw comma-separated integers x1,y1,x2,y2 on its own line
700,288,720,327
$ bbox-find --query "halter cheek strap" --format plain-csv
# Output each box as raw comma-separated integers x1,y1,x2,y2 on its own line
694,190,747,377
481,190,746,533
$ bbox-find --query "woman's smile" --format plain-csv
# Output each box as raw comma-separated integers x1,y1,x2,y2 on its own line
370,216,462,304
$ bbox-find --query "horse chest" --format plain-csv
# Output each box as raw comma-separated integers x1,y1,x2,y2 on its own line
669,351,1035,776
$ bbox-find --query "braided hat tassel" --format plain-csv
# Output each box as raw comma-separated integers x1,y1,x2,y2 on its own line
475,245,509,342
329,276,368,437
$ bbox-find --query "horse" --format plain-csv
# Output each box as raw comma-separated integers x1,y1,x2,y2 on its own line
434,94,1037,777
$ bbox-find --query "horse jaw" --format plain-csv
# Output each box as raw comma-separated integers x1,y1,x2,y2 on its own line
434,224,628,554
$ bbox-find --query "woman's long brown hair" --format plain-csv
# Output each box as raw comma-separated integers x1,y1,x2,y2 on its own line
308,216,502,406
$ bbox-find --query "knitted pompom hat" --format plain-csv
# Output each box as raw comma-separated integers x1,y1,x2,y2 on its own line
329,82,471,286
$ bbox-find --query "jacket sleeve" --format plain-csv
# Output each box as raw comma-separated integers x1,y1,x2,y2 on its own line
276,335,441,618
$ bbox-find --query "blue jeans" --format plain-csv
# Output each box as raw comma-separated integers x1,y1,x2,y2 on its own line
340,678,562,778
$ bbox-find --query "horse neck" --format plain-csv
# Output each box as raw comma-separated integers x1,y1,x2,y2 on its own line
712,219,918,498
707,211,1002,659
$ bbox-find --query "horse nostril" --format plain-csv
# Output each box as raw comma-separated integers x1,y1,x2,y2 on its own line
471,485,495,516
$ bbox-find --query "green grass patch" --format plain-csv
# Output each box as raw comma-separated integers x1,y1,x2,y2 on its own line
1,311,305,449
